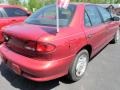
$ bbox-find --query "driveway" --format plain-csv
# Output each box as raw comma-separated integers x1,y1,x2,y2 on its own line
0,40,120,90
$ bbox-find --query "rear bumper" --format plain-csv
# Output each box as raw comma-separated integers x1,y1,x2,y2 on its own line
0,44,74,82
0,30,4,43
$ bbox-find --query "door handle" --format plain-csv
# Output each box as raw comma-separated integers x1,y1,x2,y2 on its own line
11,19,17,22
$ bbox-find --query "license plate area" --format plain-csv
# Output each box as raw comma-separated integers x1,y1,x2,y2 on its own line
1,56,7,64
7,62,21,75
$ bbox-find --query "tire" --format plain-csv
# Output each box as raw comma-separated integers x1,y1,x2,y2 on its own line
68,49,89,82
111,29,120,44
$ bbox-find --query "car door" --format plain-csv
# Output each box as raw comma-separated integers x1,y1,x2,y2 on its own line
3,7,28,24
0,9,6,41
97,6,118,42
84,5,107,55
0,8,5,29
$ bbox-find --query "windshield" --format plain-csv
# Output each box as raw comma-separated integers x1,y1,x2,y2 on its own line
25,4,76,27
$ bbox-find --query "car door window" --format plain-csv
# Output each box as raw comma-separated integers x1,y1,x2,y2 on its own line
84,12,91,27
4,8,28,17
97,6,111,22
85,5,102,26
0,11,3,17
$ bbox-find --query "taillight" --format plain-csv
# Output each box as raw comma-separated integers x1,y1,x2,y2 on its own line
25,41,56,53
37,43,56,53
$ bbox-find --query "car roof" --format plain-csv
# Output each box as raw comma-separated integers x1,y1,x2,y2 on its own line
96,4,120,8
70,2,94,5
70,2,101,7
0,4,22,8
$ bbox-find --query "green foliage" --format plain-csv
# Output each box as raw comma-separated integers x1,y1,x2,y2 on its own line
26,0,56,12
27,0,41,12
0,0,119,12
7,0,21,5
0,0,4,3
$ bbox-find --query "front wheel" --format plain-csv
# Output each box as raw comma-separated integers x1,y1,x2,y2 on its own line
68,49,89,82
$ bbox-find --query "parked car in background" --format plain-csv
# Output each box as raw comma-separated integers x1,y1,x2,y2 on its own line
0,5,31,42
97,4,120,27
106,4,120,20
106,5,120,30
0,3,119,82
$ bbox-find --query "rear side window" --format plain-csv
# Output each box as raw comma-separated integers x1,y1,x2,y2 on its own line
85,5,102,26
84,12,91,27
4,8,28,17
97,6,111,22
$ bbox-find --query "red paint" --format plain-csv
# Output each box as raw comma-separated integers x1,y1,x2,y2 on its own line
0,4,119,82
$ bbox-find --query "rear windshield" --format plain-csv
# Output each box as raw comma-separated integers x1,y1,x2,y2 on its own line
25,4,76,27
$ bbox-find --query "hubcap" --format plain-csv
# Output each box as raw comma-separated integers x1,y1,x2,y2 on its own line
116,29,120,41
76,54,87,77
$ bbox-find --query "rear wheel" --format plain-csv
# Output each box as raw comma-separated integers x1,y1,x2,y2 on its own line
68,49,89,82
111,29,120,44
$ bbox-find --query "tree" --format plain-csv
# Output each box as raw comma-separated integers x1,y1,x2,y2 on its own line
7,0,21,5
6,0,119,12
0,0,4,3
27,0,42,12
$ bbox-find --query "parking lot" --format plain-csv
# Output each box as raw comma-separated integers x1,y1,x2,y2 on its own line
0,40,120,90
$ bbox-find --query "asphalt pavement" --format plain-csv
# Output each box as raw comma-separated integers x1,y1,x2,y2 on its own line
0,40,120,90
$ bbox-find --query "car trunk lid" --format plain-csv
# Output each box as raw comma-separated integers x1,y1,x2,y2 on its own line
3,23,56,57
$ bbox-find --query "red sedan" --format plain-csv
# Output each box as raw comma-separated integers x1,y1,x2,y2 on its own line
0,3,119,82
0,5,30,42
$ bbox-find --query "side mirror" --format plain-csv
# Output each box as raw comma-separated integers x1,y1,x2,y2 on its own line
27,13,31,16
111,16,120,21
27,12,31,16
